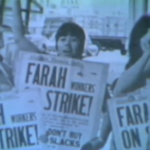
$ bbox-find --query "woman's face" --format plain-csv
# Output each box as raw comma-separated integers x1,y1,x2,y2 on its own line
57,35,81,58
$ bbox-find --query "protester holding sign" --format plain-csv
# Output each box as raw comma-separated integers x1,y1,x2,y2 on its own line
82,15,150,150
109,15,150,150
10,0,116,150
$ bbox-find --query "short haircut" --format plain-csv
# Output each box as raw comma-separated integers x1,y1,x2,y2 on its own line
55,22,85,56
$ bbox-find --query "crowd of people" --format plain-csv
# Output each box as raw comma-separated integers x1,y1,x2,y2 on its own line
0,0,150,150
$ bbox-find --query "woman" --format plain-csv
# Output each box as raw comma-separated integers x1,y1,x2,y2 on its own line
114,14,150,150
113,15,150,150
82,15,150,150
114,15,150,95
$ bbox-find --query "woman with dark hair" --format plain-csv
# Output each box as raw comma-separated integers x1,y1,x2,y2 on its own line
114,15,150,95
113,14,150,150
82,15,150,150
12,0,85,60
55,22,85,59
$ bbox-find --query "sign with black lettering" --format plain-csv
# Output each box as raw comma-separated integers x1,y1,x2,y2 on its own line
108,87,150,150
15,51,109,150
0,89,41,150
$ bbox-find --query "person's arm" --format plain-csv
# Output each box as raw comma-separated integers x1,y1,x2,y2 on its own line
81,112,111,150
114,32,150,96
114,52,150,95
11,0,39,52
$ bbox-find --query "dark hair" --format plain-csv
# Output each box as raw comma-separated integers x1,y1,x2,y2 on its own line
126,15,150,69
55,22,85,56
